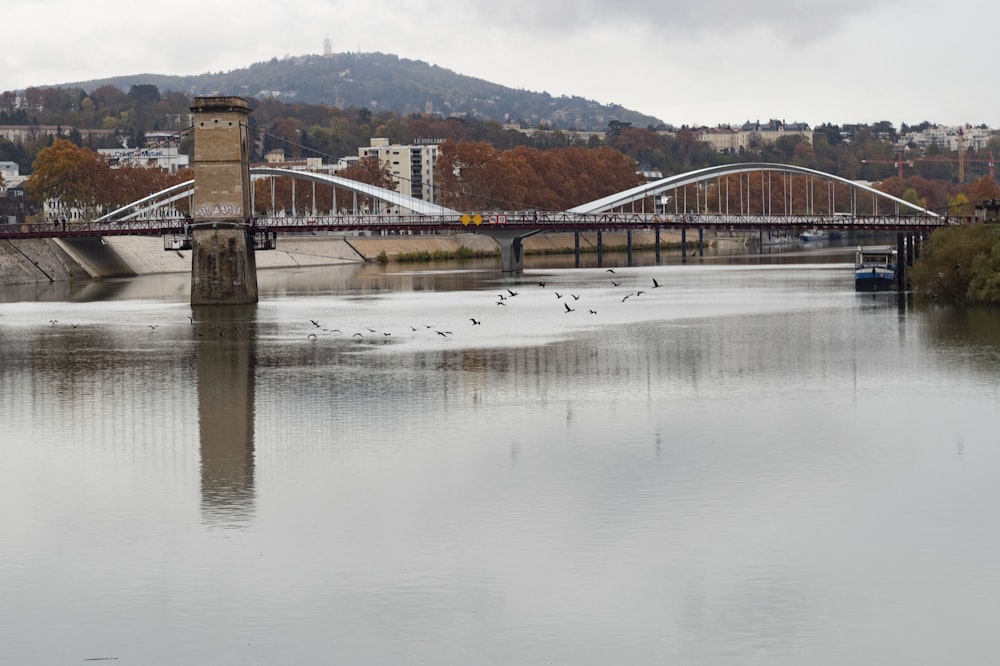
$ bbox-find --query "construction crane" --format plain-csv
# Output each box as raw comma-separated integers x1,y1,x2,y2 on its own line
861,150,996,183
860,152,912,179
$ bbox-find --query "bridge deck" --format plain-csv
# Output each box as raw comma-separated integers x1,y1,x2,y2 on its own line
0,212,951,240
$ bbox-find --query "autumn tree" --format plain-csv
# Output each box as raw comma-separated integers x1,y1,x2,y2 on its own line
968,175,1000,204
434,140,508,210
434,140,644,212
25,139,110,216
26,139,190,218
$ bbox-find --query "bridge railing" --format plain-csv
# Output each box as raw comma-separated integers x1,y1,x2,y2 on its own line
0,211,957,240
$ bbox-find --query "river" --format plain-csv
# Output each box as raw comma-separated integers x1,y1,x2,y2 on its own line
3,246,1000,665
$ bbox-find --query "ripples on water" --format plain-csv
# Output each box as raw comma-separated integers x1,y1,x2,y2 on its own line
3,254,1000,665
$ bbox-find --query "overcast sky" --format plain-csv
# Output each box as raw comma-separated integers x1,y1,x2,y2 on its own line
7,0,992,129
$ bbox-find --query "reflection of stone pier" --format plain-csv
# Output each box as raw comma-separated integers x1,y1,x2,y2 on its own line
189,96,258,305
196,306,257,526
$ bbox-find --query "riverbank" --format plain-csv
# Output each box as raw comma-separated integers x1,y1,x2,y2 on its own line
0,229,736,286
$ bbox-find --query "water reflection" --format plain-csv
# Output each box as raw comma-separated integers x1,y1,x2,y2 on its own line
193,305,257,528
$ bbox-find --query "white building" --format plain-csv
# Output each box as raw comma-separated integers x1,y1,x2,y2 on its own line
697,120,813,153
0,161,24,190
97,147,189,174
359,138,440,204
901,125,994,153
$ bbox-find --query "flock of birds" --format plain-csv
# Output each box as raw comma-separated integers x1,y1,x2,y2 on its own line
30,269,668,346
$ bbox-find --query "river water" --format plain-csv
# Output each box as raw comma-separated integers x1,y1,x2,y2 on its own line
3,247,1000,665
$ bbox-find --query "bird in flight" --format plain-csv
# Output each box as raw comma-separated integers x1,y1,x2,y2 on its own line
554,291,563,299
507,289,519,297
564,302,575,313
470,318,481,325
652,278,661,288
588,309,598,315
606,269,616,273
611,280,621,287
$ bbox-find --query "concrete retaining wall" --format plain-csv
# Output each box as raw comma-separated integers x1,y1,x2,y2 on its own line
0,238,91,285
0,230,703,286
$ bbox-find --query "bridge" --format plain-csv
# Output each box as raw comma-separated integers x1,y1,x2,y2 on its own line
4,162,947,239
1,97,952,301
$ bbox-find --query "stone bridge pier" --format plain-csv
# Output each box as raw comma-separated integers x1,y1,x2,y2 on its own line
189,96,258,305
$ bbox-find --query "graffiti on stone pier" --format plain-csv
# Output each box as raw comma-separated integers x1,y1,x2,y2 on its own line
195,204,243,218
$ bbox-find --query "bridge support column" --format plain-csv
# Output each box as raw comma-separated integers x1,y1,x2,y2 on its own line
189,96,257,305
498,236,523,273
655,227,661,264
698,229,705,256
681,229,687,260
597,231,604,267
574,232,581,268
481,229,540,273
191,224,259,305
627,230,633,266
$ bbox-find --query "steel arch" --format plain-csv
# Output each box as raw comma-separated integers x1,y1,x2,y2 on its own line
569,162,941,218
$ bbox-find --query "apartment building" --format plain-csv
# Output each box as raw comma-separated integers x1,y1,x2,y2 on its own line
359,138,440,203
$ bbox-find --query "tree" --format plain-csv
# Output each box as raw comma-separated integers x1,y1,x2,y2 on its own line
25,139,109,216
909,225,1000,302
968,175,1000,204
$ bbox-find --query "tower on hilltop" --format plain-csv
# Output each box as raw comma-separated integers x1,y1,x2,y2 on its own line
323,35,332,57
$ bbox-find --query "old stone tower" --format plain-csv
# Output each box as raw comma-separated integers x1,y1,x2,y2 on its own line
189,96,258,305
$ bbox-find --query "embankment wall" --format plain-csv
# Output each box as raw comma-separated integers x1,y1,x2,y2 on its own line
0,229,702,286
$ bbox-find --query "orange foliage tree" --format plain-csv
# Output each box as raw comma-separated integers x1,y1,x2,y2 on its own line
434,140,644,211
26,139,191,218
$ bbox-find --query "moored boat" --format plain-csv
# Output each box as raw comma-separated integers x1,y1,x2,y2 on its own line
855,245,898,291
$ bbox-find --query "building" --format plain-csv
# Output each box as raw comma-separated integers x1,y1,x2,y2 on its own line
697,127,741,153
697,120,813,153
900,124,994,153
0,160,24,189
0,185,36,224
0,125,114,144
97,147,189,174
359,138,440,203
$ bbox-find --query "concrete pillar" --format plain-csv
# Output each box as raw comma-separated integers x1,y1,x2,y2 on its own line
497,236,524,273
189,96,257,305
655,227,661,264
191,225,259,305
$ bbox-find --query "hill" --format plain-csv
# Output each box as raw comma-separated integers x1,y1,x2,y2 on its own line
64,52,665,133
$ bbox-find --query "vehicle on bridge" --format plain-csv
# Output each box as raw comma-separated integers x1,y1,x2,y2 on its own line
855,245,898,292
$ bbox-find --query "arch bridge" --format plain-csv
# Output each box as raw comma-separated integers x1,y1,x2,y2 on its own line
4,162,951,271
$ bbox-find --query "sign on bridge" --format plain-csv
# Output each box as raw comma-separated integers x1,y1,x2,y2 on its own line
460,213,506,226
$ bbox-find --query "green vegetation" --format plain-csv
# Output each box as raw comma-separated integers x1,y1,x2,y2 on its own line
391,246,497,263
910,225,1000,303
